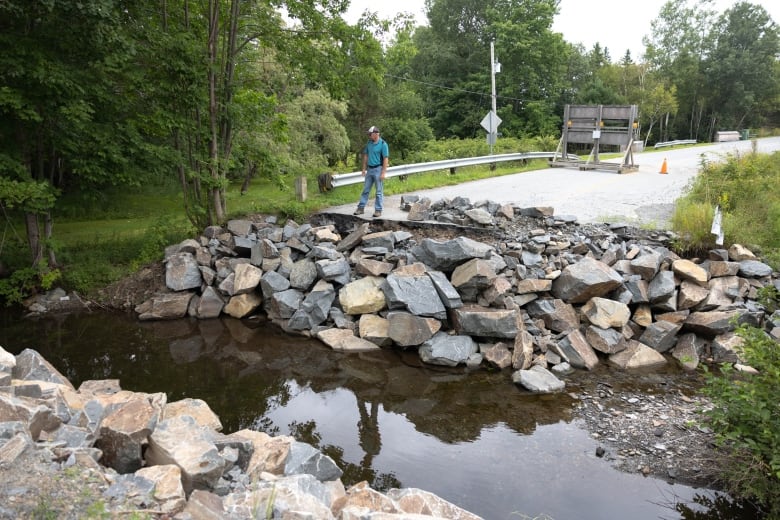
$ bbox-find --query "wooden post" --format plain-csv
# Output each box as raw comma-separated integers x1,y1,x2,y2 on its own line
295,176,307,202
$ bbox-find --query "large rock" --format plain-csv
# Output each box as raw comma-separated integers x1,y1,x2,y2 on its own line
419,332,478,367
672,259,709,287
136,292,194,321
162,398,222,432
386,487,484,520
585,325,627,354
738,259,773,278
551,257,623,304
289,258,318,291
683,310,744,336
191,286,224,319
145,415,226,493
608,340,667,369
553,329,599,370
451,259,497,302
581,297,630,329
411,237,494,271
285,441,343,481
339,276,386,315
427,270,464,309
451,305,519,339
268,289,304,319
383,271,447,319
387,312,441,347
165,252,202,291
630,250,662,280
639,320,682,353
288,280,336,330
525,299,578,333
223,292,262,319
232,263,263,294
512,365,565,394
13,349,73,388
358,314,392,347
317,328,381,352
96,397,159,473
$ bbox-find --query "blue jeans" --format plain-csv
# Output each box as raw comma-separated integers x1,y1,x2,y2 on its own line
358,166,383,211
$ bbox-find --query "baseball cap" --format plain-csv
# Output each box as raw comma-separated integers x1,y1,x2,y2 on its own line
367,126,380,134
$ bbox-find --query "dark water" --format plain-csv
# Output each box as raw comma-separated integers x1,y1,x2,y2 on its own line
0,310,755,519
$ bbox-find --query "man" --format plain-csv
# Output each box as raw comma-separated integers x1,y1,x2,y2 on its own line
354,125,389,218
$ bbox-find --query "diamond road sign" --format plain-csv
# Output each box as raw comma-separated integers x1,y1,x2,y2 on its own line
480,111,502,133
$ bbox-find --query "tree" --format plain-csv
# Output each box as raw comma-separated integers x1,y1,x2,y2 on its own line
703,2,780,134
0,0,150,266
410,0,569,139
640,83,678,146
141,0,367,227
644,0,718,140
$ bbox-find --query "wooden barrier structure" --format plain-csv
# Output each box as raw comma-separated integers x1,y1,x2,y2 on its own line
551,104,640,174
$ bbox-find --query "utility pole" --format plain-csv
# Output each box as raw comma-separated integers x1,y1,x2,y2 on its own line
481,41,501,156
490,41,497,155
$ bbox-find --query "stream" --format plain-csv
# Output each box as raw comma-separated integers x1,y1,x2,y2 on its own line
1,309,757,519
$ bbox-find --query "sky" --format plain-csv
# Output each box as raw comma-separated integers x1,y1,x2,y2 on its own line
343,0,780,59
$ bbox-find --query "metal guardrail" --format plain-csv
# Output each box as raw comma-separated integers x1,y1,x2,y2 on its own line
654,139,697,148
324,151,579,190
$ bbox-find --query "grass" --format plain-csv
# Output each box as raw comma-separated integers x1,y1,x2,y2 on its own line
670,148,780,268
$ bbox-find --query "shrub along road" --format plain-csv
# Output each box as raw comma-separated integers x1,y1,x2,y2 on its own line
325,137,780,228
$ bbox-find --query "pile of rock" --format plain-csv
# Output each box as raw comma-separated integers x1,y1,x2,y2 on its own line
0,347,482,519
136,197,780,393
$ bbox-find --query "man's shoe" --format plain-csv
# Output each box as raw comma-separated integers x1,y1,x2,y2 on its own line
372,211,382,218
353,207,364,215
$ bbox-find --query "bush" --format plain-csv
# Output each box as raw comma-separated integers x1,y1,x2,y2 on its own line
0,262,61,306
702,323,780,515
670,199,715,252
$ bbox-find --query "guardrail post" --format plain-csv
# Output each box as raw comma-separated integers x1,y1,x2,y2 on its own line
295,176,307,202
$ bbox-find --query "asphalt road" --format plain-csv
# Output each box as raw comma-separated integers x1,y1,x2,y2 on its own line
323,136,780,228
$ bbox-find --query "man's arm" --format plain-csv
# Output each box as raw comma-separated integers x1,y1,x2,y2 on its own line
380,143,388,179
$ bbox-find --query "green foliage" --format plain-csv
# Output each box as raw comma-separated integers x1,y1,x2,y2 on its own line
670,199,715,251
132,218,193,270
408,0,568,139
83,500,111,519
756,285,779,314
32,497,57,520
405,136,539,164
645,2,779,141
0,262,60,306
671,151,780,267
702,324,780,515
706,4,780,131
0,178,58,213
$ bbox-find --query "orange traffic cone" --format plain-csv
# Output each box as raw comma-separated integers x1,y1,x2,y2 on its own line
659,158,668,174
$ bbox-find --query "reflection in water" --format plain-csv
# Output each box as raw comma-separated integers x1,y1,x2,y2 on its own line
0,310,757,520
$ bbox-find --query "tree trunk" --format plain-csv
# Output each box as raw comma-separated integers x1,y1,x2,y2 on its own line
24,212,43,266
644,120,656,148
44,211,57,268
240,163,257,194
207,0,225,224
